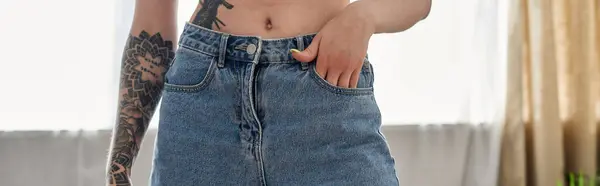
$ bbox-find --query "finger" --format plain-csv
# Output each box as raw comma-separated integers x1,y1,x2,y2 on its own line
337,71,352,88
315,55,327,79
325,69,341,86
349,69,360,88
291,34,322,63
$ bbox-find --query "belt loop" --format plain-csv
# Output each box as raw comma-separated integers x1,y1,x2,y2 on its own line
296,36,309,71
218,34,230,68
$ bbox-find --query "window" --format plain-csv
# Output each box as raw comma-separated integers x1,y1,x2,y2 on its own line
0,0,505,130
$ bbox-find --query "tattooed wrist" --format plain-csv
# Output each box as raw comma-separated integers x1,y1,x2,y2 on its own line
108,30,174,185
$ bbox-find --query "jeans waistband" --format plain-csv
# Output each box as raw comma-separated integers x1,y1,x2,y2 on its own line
178,22,317,64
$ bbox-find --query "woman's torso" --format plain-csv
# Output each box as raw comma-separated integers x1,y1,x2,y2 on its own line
189,0,350,39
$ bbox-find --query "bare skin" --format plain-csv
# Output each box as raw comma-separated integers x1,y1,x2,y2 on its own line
189,0,349,38
106,0,431,185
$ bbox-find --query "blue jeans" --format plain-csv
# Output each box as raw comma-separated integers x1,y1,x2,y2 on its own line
150,22,399,186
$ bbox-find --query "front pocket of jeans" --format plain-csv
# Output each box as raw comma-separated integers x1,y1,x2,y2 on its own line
163,46,217,92
308,59,374,95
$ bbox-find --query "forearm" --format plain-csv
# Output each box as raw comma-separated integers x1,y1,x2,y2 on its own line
350,0,431,33
107,0,177,185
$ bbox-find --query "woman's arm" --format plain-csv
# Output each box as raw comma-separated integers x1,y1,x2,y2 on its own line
291,0,431,88
106,0,177,185
350,0,432,33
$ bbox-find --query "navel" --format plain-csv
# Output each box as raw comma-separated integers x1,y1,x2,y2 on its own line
265,18,273,30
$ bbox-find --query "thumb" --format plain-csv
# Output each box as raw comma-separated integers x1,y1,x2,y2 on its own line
291,35,321,62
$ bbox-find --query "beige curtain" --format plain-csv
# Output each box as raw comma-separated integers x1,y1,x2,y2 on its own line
500,0,599,185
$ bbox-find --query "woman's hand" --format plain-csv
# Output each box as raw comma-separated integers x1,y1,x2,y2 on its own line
291,4,376,88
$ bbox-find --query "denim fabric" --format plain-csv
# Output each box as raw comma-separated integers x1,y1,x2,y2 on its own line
150,22,399,186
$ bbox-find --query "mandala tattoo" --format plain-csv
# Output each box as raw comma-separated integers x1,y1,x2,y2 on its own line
192,0,235,30
108,31,174,185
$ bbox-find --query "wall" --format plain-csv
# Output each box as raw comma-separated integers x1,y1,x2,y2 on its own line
0,124,495,186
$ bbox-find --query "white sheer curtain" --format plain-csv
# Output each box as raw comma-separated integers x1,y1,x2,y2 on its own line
367,0,507,185
369,0,506,125
0,0,116,130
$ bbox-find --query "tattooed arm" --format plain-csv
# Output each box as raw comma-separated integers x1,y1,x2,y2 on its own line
106,0,177,185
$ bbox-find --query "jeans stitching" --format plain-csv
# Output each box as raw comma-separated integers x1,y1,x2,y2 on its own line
179,44,218,57
163,57,217,92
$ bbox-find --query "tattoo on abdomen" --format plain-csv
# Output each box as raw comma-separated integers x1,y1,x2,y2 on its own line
108,31,174,185
192,0,235,30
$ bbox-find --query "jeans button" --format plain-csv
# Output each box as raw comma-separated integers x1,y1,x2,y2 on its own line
246,44,257,54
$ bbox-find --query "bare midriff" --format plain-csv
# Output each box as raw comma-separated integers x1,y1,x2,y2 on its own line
189,0,350,39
